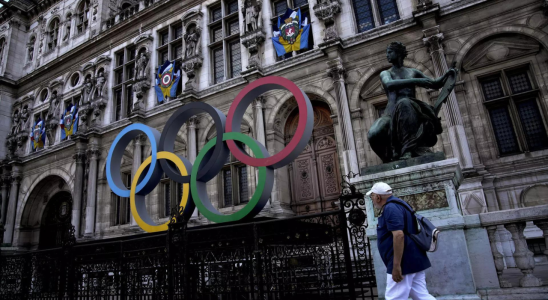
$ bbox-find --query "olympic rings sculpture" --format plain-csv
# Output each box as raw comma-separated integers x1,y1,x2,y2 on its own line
106,76,314,232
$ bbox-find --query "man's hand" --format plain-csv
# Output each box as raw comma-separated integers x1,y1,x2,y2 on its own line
392,264,403,283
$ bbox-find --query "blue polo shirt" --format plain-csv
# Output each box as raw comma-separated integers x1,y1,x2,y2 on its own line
377,196,431,275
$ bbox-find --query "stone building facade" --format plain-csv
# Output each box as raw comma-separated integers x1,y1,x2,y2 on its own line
1,0,548,297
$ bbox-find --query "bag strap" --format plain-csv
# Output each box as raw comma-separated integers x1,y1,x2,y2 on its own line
383,200,418,234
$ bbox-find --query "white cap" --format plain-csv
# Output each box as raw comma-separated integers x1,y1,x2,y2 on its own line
366,182,393,196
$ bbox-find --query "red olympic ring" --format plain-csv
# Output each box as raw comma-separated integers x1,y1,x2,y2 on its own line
226,76,313,168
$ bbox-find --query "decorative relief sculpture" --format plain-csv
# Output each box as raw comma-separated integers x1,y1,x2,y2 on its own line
7,105,31,159
80,76,94,105
45,91,61,146
184,28,200,59
240,0,265,71
367,42,458,162
133,51,151,111
243,0,262,33
182,25,202,92
27,37,35,62
313,0,341,41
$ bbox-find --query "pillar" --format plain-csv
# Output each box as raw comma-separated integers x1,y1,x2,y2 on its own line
187,117,198,217
486,226,511,287
423,26,473,169
327,63,359,175
0,167,9,225
72,144,87,238
131,135,144,225
533,220,548,257
84,147,100,237
504,222,542,287
2,166,20,245
253,97,266,146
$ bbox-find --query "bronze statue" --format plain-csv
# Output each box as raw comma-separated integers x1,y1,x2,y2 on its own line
368,42,457,162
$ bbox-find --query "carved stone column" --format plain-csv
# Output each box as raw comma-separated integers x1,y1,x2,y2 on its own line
131,135,145,225
0,170,9,225
72,139,86,238
327,62,359,175
423,27,473,169
313,0,341,41
84,147,100,237
253,97,266,146
241,30,266,70
533,220,548,257
504,222,542,287
486,226,511,287
3,166,21,245
187,117,198,217
187,117,197,163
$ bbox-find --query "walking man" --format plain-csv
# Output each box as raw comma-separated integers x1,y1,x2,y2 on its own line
367,182,436,300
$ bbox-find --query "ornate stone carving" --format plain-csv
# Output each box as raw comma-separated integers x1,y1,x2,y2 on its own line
242,0,262,33
313,0,341,41
184,27,200,59
80,76,94,105
182,56,203,92
241,29,266,70
95,70,107,98
135,52,150,80
504,222,542,287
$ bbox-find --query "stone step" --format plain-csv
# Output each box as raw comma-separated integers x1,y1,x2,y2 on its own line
478,287,548,300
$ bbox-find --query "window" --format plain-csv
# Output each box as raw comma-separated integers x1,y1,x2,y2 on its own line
162,177,183,217
271,0,314,60
111,173,131,225
479,67,548,155
351,0,400,33
113,46,136,121
40,89,49,102
209,1,242,84
70,73,80,87
157,23,184,65
47,18,60,51
76,0,91,34
221,150,250,207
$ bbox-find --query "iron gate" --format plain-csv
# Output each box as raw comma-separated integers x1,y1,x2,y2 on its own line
1,183,376,299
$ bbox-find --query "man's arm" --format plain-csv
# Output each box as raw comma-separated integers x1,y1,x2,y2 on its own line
392,230,405,283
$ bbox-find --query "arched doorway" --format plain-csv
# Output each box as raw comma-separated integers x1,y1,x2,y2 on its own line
18,175,72,249
38,191,72,249
285,101,342,214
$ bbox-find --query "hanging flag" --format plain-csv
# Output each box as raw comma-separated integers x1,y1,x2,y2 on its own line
154,60,181,103
30,118,45,150
60,104,78,140
271,8,310,57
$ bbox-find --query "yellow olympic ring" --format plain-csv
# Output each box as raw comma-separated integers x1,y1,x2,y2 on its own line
130,151,190,232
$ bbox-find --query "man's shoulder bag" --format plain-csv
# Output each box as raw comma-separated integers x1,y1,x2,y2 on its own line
388,200,440,252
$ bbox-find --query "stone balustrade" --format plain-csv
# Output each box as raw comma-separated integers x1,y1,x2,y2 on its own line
480,205,548,288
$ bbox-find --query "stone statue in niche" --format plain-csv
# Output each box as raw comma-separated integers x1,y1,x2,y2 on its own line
184,27,200,58
10,110,21,136
95,70,106,97
20,106,30,130
80,76,94,105
367,42,458,162
46,91,60,121
243,0,262,32
135,52,149,80
63,21,71,41
28,42,34,61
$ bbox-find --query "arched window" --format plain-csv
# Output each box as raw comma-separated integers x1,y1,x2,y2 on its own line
47,18,60,50
76,0,91,34
351,0,400,33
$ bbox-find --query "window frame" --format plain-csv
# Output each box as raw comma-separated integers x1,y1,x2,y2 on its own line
218,147,251,208
208,0,242,84
477,63,548,156
112,46,136,121
349,0,401,35
111,172,132,226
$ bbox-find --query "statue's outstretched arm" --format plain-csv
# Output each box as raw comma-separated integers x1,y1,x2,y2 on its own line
380,70,436,90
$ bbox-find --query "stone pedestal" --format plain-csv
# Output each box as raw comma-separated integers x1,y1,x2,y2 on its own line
351,158,498,299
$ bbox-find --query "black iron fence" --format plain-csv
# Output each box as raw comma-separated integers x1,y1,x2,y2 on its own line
1,184,376,300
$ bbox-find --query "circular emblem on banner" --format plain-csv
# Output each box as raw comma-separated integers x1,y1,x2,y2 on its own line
161,73,172,87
